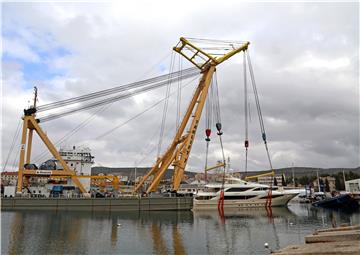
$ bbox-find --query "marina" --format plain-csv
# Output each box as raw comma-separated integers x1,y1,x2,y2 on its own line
2,204,359,254
2,2,358,255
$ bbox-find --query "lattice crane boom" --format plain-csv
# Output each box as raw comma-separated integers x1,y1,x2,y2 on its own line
134,37,250,193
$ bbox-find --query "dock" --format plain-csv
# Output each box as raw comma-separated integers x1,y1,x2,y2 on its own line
274,224,360,255
1,197,193,212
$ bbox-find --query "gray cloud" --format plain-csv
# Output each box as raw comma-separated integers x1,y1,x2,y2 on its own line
1,2,359,172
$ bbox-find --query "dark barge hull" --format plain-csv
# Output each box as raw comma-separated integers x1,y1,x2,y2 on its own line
1,197,193,212
312,194,359,210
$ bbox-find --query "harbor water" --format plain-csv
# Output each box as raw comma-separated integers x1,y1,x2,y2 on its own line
2,203,360,255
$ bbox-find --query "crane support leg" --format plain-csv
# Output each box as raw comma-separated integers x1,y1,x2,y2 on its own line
16,115,88,195
16,117,28,194
172,65,215,190
25,129,33,164
134,65,216,193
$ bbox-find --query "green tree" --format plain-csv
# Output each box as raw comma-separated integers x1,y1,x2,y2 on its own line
325,178,330,192
281,174,287,186
347,171,360,180
299,176,310,186
334,174,344,191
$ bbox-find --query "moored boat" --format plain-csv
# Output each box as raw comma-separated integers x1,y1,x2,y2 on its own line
312,193,359,210
193,177,300,210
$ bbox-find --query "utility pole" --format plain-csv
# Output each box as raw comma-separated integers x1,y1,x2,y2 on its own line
292,162,295,187
342,169,346,189
227,157,231,172
316,169,321,192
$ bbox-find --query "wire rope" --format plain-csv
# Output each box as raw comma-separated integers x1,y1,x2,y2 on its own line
37,67,197,112
157,52,175,158
2,120,21,171
39,70,198,122
246,51,273,170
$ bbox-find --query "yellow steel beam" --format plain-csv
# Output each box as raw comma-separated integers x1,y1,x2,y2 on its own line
215,42,250,65
140,66,215,193
28,117,88,193
173,37,216,70
174,38,250,70
244,170,275,181
171,65,215,190
205,163,226,172
16,116,28,194
25,129,33,164
146,141,187,193
134,68,209,193
16,116,89,195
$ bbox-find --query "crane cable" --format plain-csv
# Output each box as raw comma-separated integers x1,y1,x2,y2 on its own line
176,55,182,130
246,51,273,170
243,51,249,174
157,52,176,158
33,52,175,163
39,68,198,122
95,75,198,140
246,50,273,207
36,66,197,112
34,74,200,165
33,106,110,164
203,75,214,183
2,119,21,171
212,72,226,214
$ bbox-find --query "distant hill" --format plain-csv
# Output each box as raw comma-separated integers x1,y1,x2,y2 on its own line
91,166,359,179
91,166,197,179
239,166,360,178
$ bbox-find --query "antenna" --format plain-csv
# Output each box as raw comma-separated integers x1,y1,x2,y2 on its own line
33,86,38,108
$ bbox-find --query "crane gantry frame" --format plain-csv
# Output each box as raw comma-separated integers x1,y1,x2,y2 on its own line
16,89,88,195
134,37,250,193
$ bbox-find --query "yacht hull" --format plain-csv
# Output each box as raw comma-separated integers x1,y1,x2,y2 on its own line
193,193,297,210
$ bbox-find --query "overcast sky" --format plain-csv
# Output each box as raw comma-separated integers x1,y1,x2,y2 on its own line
1,1,359,172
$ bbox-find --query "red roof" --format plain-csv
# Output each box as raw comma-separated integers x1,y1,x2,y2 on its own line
1,171,18,176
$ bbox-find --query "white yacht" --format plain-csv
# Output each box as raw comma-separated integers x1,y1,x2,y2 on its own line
193,177,300,210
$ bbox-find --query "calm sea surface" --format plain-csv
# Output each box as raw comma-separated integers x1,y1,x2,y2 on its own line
1,203,360,255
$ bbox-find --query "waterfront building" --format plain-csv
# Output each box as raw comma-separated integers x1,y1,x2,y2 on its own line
312,176,336,192
258,175,284,186
1,171,18,186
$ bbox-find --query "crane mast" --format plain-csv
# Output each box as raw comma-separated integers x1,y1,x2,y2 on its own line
134,37,250,193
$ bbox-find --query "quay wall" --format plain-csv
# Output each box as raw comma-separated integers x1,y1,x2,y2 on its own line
1,197,193,212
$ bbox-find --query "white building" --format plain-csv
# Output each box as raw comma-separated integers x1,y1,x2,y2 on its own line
345,179,360,194
257,175,284,187
57,146,94,192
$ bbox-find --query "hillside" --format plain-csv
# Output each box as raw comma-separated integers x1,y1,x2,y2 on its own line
91,166,359,179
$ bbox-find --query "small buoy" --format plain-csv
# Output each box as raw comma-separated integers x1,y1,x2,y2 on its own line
289,222,294,225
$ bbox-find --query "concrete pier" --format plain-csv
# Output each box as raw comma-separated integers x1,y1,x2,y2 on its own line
1,197,193,212
274,224,360,255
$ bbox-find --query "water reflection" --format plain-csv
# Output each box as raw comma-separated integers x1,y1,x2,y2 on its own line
1,204,359,255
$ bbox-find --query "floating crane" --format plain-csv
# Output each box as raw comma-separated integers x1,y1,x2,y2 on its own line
14,57,199,196
13,37,272,197
134,37,250,193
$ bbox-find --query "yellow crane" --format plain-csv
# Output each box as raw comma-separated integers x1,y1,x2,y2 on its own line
134,37,250,193
16,87,88,195
15,37,249,196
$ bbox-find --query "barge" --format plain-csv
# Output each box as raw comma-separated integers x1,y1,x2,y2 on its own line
1,196,193,212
